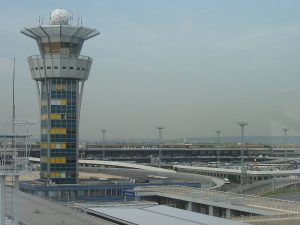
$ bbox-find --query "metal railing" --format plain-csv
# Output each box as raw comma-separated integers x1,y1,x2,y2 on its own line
135,185,300,214
28,54,93,62
232,212,300,222
0,120,34,175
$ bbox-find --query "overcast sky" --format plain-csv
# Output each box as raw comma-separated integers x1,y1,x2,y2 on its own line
1,0,300,140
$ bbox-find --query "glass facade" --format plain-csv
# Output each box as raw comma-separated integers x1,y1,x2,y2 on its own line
42,42,81,55
40,78,78,184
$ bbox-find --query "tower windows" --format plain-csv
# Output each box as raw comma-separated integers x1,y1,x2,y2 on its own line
42,42,80,54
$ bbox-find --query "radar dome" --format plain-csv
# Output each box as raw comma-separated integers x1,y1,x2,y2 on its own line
50,9,69,25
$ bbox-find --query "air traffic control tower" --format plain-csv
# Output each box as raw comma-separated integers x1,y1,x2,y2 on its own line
21,9,99,184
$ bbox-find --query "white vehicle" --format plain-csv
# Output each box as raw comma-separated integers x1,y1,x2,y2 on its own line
224,178,230,184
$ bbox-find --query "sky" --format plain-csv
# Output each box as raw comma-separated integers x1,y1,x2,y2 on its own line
1,0,300,140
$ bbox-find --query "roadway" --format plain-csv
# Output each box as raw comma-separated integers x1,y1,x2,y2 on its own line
81,167,224,189
29,157,176,173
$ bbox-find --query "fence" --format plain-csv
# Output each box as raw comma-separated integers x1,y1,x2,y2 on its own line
135,185,300,215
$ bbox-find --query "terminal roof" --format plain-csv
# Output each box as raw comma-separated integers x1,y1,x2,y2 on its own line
87,205,249,225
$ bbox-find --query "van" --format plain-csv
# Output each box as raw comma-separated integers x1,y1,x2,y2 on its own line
224,178,230,184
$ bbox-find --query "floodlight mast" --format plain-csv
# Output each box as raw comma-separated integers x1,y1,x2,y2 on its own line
12,56,17,225
156,127,164,168
101,129,107,143
283,128,289,164
12,57,16,126
0,58,35,225
216,130,222,168
237,121,248,193
101,129,107,160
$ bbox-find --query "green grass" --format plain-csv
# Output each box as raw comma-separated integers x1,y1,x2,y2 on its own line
263,188,300,197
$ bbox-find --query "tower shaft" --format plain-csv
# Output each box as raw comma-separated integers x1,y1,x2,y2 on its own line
39,79,79,183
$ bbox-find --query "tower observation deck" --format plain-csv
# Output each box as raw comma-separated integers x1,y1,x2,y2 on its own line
21,9,99,184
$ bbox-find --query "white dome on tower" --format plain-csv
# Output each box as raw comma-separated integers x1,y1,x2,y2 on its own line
50,9,69,25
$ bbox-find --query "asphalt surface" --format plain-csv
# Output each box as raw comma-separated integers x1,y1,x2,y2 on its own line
81,167,220,188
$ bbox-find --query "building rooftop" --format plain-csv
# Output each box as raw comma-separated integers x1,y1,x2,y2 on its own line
84,204,249,225
17,190,112,225
174,164,300,175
